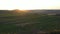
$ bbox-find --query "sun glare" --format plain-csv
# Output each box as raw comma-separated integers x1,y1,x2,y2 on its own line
13,9,29,13
0,0,60,10
20,10,28,12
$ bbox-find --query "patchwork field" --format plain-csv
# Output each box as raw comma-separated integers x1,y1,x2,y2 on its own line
0,13,60,34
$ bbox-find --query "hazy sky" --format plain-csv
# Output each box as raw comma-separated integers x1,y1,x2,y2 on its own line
0,0,60,10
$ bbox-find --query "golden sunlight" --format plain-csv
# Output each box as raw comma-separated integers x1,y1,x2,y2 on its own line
13,9,29,13
20,10,28,12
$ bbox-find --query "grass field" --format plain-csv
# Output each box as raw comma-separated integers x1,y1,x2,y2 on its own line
0,14,60,34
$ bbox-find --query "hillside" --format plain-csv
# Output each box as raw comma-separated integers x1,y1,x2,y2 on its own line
0,13,60,34
0,10,60,34
29,10,60,14
0,10,60,14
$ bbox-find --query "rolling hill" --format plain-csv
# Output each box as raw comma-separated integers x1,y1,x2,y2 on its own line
0,10,60,14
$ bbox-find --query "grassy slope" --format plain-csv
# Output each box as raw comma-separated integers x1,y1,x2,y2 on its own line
0,14,60,33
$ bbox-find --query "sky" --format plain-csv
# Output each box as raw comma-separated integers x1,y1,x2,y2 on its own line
0,0,60,10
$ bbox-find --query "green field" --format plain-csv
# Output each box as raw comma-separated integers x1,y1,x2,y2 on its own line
0,14,60,34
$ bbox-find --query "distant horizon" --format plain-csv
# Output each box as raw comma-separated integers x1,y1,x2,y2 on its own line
0,9,60,10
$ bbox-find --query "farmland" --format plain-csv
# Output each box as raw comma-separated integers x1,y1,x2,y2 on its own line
0,11,60,34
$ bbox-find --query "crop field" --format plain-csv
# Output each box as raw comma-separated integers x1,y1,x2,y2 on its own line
0,13,60,34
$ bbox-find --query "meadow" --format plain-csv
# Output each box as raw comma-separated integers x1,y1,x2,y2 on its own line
0,13,60,34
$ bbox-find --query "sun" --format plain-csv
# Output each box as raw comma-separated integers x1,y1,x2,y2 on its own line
19,10,29,12
13,9,29,13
